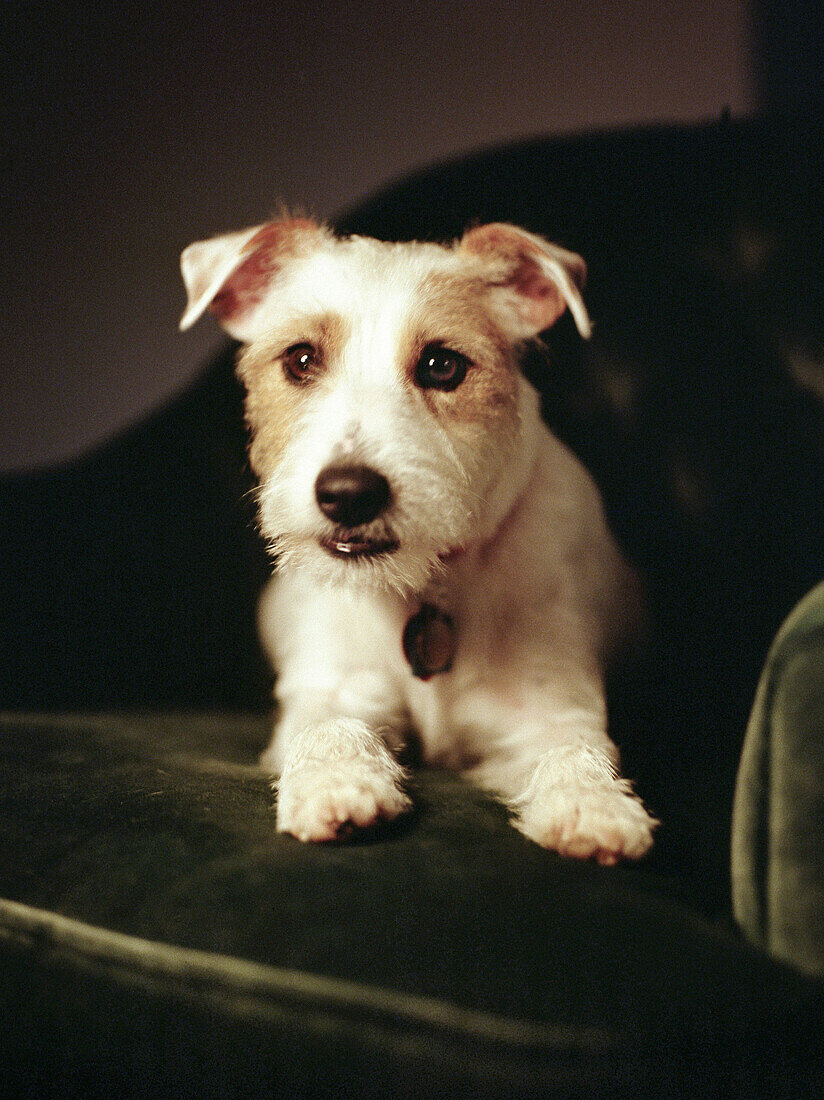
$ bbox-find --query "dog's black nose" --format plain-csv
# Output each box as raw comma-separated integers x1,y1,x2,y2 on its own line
315,464,391,527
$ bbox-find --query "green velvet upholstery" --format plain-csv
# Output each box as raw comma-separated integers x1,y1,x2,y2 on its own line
733,581,824,978
1,712,822,1096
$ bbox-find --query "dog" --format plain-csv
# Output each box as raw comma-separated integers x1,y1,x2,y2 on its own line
179,217,658,863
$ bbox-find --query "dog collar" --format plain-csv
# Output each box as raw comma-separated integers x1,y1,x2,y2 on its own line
403,603,456,679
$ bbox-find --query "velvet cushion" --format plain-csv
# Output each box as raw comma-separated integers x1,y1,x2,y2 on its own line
1,713,821,1096
733,580,824,978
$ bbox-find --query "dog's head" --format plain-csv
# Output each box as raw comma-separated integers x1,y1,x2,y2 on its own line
180,218,590,593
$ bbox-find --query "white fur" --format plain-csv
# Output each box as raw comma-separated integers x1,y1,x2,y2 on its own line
273,718,411,842
180,221,658,861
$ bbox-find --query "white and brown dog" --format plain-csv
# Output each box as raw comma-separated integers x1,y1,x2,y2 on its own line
180,218,658,863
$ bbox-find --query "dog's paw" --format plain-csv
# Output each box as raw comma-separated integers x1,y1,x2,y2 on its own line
515,784,656,863
512,743,658,863
276,757,411,841
275,721,410,842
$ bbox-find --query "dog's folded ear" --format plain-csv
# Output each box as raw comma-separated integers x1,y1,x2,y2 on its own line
459,223,591,340
179,218,325,342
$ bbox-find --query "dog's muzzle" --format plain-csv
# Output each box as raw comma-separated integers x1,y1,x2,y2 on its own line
315,463,398,559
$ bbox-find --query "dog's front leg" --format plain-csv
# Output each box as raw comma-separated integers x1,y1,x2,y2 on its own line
272,708,411,842
258,576,412,841
461,682,658,863
508,738,657,864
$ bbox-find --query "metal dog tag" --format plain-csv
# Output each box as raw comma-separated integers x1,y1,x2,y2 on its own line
403,603,456,679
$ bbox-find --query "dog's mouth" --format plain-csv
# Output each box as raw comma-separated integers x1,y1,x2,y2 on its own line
319,533,400,560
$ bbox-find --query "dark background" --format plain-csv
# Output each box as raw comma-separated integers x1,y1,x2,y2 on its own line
3,0,763,473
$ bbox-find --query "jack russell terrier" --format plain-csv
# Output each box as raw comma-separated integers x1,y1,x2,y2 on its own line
180,217,658,863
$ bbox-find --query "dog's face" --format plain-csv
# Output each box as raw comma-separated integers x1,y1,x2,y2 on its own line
180,219,590,593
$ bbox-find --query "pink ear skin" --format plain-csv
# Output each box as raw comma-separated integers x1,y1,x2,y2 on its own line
208,219,320,325
179,217,324,341
460,223,591,338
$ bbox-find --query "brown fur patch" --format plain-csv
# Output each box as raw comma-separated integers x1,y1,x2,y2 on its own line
460,223,573,331
402,273,520,440
237,313,349,477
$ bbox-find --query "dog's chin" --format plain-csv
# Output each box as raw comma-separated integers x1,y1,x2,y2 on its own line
269,530,443,595
319,534,400,560
318,535,432,594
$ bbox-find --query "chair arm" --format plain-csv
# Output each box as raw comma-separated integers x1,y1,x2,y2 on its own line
732,581,824,977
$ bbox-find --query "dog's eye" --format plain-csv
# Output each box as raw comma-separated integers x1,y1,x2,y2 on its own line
282,343,319,383
414,345,469,391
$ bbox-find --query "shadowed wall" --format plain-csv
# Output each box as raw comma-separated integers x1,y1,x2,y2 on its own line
2,0,755,472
